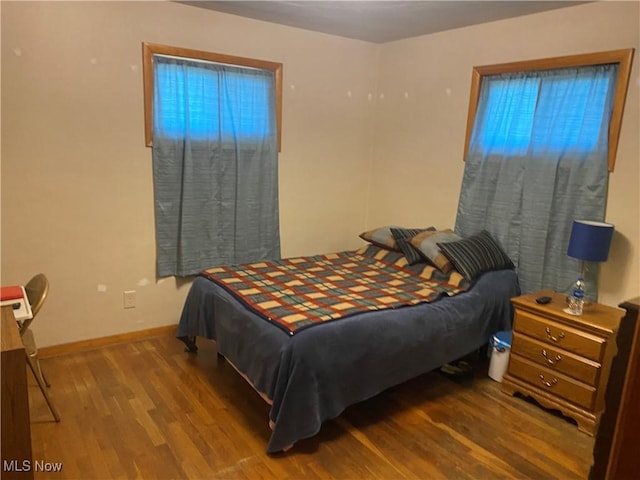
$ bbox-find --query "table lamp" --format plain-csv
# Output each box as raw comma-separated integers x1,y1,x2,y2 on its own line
567,220,614,301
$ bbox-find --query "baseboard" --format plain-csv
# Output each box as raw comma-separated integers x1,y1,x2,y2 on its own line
39,324,178,358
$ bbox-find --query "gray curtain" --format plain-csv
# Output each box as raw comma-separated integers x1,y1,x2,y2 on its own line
455,64,618,297
152,56,280,277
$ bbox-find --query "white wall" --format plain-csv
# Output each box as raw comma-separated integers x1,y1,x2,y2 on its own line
1,1,378,346
2,1,638,348
372,1,640,307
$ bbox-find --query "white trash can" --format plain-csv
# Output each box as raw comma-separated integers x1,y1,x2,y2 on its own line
488,330,512,382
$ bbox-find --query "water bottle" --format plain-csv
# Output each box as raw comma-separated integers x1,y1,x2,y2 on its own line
569,277,585,315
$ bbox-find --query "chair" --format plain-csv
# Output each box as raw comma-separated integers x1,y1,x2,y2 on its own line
21,273,60,422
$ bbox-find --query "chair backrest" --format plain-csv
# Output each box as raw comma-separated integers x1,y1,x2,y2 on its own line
21,273,49,333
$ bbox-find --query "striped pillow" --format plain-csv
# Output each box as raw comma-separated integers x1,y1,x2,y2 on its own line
437,230,514,281
390,227,436,265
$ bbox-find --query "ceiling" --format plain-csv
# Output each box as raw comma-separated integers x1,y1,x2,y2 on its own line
178,1,589,43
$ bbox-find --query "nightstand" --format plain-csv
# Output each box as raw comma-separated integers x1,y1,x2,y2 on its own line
502,290,624,435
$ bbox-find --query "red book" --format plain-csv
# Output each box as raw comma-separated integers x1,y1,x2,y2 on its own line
1,286,24,301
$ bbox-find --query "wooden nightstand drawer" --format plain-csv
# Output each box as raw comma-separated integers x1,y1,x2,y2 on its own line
514,310,605,362
512,332,601,386
508,355,596,410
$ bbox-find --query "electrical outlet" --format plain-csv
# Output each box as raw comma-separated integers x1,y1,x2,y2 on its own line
123,290,136,309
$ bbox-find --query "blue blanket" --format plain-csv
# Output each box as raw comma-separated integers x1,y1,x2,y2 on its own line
177,250,520,453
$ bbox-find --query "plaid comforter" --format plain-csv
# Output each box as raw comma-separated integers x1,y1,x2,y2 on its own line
200,245,469,335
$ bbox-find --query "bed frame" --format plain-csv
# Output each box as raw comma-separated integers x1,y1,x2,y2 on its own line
176,249,520,453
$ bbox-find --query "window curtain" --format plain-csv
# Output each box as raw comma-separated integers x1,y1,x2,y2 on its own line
152,56,280,277
455,64,618,297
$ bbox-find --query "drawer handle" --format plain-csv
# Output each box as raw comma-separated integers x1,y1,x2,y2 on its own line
539,374,558,388
541,349,562,365
545,327,565,343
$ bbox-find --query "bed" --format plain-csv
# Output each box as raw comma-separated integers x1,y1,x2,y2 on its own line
176,233,520,453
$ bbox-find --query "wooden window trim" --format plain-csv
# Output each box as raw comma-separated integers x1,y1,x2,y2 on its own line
463,49,634,172
142,42,283,151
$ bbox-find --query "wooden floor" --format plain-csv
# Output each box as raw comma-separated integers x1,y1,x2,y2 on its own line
29,331,594,479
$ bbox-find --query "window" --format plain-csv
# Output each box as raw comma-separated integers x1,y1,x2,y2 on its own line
456,48,634,296
475,74,613,155
142,43,283,277
153,59,273,142
464,49,634,171
143,42,282,150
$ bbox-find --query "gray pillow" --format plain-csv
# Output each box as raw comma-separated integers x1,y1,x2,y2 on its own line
410,229,462,273
359,226,402,251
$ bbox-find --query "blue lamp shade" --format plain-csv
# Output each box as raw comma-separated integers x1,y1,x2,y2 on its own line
567,220,614,262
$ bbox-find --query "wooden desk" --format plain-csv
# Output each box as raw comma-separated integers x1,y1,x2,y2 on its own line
1,305,33,479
